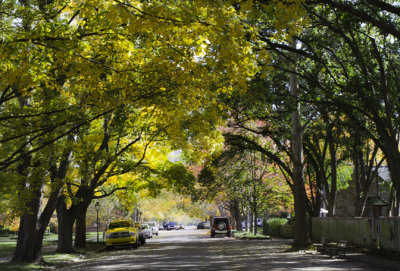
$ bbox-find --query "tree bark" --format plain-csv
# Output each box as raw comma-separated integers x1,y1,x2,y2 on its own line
290,40,309,247
12,185,46,263
384,145,400,216
12,179,65,262
74,203,90,248
56,196,75,253
74,210,86,248
12,144,72,263
253,197,258,235
231,199,242,231
326,124,337,217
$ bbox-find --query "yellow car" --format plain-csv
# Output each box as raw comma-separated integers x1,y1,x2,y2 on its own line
105,220,139,250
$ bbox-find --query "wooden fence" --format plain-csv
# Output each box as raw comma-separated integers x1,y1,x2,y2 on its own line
311,217,400,252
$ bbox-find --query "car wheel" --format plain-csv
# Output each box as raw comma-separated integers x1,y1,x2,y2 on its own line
217,222,226,231
136,238,141,248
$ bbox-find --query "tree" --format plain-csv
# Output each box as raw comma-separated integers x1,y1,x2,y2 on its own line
293,1,400,214
1,0,257,263
196,145,293,234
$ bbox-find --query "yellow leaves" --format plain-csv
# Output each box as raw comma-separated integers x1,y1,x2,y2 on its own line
274,0,307,41
218,86,233,94
240,0,254,13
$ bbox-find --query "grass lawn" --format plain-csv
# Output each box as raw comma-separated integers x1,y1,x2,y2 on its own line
0,232,105,270
0,235,18,257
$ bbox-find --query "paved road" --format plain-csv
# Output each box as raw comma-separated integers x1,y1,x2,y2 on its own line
57,229,397,271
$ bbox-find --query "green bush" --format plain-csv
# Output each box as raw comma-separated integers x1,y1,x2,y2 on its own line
262,218,288,237
0,228,12,236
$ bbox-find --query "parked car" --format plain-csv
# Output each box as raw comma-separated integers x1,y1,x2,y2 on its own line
104,220,140,250
197,222,210,229
134,222,146,245
210,217,232,238
146,221,159,236
167,221,177,230
177,223,185,230
158,224,164,231
141,224,153,238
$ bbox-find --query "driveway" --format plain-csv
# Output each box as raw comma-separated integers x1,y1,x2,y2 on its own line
56,229,397,271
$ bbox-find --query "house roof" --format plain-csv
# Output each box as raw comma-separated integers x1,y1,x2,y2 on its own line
372,166,390,182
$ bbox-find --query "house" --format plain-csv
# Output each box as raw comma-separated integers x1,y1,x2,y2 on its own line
334,166,390,217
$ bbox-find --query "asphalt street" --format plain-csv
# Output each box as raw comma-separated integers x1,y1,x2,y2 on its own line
56,228,399,271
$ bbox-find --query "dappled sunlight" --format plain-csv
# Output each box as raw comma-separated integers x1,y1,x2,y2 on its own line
57,230,385,270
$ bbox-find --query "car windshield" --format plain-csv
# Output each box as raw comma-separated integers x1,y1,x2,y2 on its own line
108,221,132,229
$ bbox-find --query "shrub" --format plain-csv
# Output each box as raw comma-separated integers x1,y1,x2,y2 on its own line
0,228,11,236
49,219,58,234
262,218,288,237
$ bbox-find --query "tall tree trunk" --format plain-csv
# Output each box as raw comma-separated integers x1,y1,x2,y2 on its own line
74,203,90,248
56,196,75,253
231,199,242,231
12,179,64,263
74,210,87,248
12,145,71,263
217,204,225,217
253,198,258,235
353,133,363,217
395,190,400,217
327,125,337,217
385,146,400,216
313,180,323,217
290,40,309,247
12,185,45,263
249,206,253,233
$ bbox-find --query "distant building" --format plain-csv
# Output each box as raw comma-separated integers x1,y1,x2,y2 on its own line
335,166,390,217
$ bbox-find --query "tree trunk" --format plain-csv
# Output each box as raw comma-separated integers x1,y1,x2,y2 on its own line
12,182,63,263
12,145,73,262
12,185,46,263
244,208,249,232
395,190,400,217
217,204,225,217
249,207,253,233
74,210,86,248
233,199,243,231
231,199,242,231
327,125,337,217
385,147,400,216
290,40,309,247
74,204,89,248
253,200,258,235
56,196,75,253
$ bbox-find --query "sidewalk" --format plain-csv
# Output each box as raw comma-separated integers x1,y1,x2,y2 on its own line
347,252,400,271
